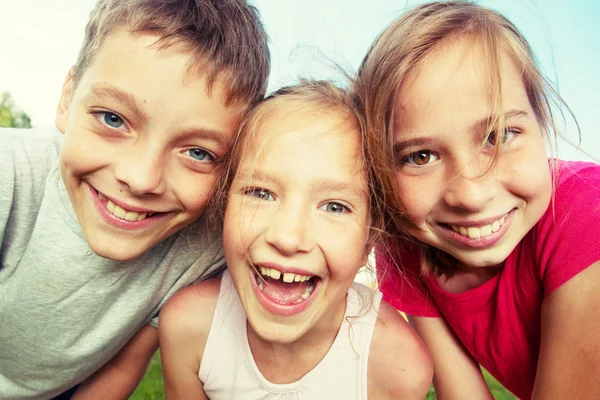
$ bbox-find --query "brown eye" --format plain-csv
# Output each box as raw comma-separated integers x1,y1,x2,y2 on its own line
485,128,519,147
402,150,437,166
414,151,431,165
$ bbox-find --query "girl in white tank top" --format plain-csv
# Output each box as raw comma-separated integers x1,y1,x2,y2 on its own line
159,81,433,399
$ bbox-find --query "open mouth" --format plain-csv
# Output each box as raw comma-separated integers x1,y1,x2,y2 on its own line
96,191,157,222
253,265,320,305
442,215,507,239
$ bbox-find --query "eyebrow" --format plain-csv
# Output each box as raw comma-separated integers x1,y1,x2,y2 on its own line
393,137,433,154
87,84,147,120
86,84,229,147
476,109,529,129
393,109,529,154
235,169,367,199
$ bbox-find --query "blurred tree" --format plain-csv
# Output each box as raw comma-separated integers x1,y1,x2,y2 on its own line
0,91,32,128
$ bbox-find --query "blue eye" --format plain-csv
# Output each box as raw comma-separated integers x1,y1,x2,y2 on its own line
244,188,274,201
319,202,349,214
187,148,215,162
101,112,124,129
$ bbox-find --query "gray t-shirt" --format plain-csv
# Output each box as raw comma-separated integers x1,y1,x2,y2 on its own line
0,127,225,399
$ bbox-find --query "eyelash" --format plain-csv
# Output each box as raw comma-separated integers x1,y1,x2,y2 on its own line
184,148,216,163
485,127,521,147
400,150,439,167
241,188,352,214
319,202,351,214
243,187,274,201
93,111,128,131
399,127,522,167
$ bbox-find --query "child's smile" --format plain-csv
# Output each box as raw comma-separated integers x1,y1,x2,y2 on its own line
435,209,514,249
89,183,165,229
251,262,322,316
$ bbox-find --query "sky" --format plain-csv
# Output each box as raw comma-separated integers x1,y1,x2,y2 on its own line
0,0,598,161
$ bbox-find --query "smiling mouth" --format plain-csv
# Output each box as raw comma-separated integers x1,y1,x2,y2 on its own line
254,265,320,305
97,192,157,222
443,215,507,239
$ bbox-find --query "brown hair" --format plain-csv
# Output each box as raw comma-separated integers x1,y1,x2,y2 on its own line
356,1,574,276
73,0,270,106
208,79,384,248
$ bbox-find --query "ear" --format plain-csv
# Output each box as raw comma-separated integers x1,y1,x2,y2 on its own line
55,68,76,133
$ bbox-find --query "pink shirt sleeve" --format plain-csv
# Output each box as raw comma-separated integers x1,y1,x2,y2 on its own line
376,243,441,317
534,161,600,295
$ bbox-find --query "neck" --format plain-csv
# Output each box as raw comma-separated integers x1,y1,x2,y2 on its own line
247,299,347,384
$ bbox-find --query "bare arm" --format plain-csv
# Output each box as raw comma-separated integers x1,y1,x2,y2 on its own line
532,260,600,399
72,324,159,400
368,301,433,399
408,315,494,400
159,279,220,400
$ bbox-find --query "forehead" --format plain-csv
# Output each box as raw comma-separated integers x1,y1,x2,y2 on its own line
75,28,244,141
250,105,359,155
239,105,365,181
395,37,530,130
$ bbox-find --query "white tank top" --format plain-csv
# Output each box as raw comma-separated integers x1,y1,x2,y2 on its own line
199,270,382,399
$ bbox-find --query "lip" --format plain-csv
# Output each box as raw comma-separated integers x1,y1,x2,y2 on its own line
440,211,512,228
249,265,322,317
435,209,516,249
256,262,320,278
87,183,168,230
90,183,162,214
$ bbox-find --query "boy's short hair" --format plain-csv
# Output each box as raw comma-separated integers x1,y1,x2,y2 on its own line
74,0,270,106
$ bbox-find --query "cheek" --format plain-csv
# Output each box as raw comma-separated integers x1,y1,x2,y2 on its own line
177,174,219,216
503,136,551,201
395,173,437,223
325,226,369,281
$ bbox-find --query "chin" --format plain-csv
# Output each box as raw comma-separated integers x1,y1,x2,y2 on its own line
86,239,152,261
251,321,305,344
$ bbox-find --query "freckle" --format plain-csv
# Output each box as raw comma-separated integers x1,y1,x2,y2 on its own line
119,189,123,193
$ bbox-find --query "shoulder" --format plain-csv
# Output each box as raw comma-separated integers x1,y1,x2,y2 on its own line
0,126,62,159
552,160,600,208
529,160,600,292
368,300,433,399
0,127,62,183
159,278,221,356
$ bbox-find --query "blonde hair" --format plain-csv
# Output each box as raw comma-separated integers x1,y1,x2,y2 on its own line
356,1,574,276
73,0,270,106
208,79,384,248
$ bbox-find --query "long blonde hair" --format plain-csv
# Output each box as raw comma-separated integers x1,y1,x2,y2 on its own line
356,1,574,276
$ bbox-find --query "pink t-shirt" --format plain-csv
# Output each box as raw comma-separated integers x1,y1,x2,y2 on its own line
377,160,600,400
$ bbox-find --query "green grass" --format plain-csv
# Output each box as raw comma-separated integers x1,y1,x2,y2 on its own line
134,352,516,399
425,369,517,399
130,352,165,400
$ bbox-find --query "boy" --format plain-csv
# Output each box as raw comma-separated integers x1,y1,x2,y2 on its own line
0,0,269,398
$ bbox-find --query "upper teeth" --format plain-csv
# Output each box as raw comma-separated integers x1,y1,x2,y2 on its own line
98,192,149,222
451,216,506,239
259,266,312,282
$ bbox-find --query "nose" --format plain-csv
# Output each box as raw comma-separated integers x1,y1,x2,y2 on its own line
113,145,167,196
264,202,314,256
443,160,496,212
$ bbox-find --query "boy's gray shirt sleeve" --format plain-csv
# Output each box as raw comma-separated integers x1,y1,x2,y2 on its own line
148,245,227,328
0,127,61,256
